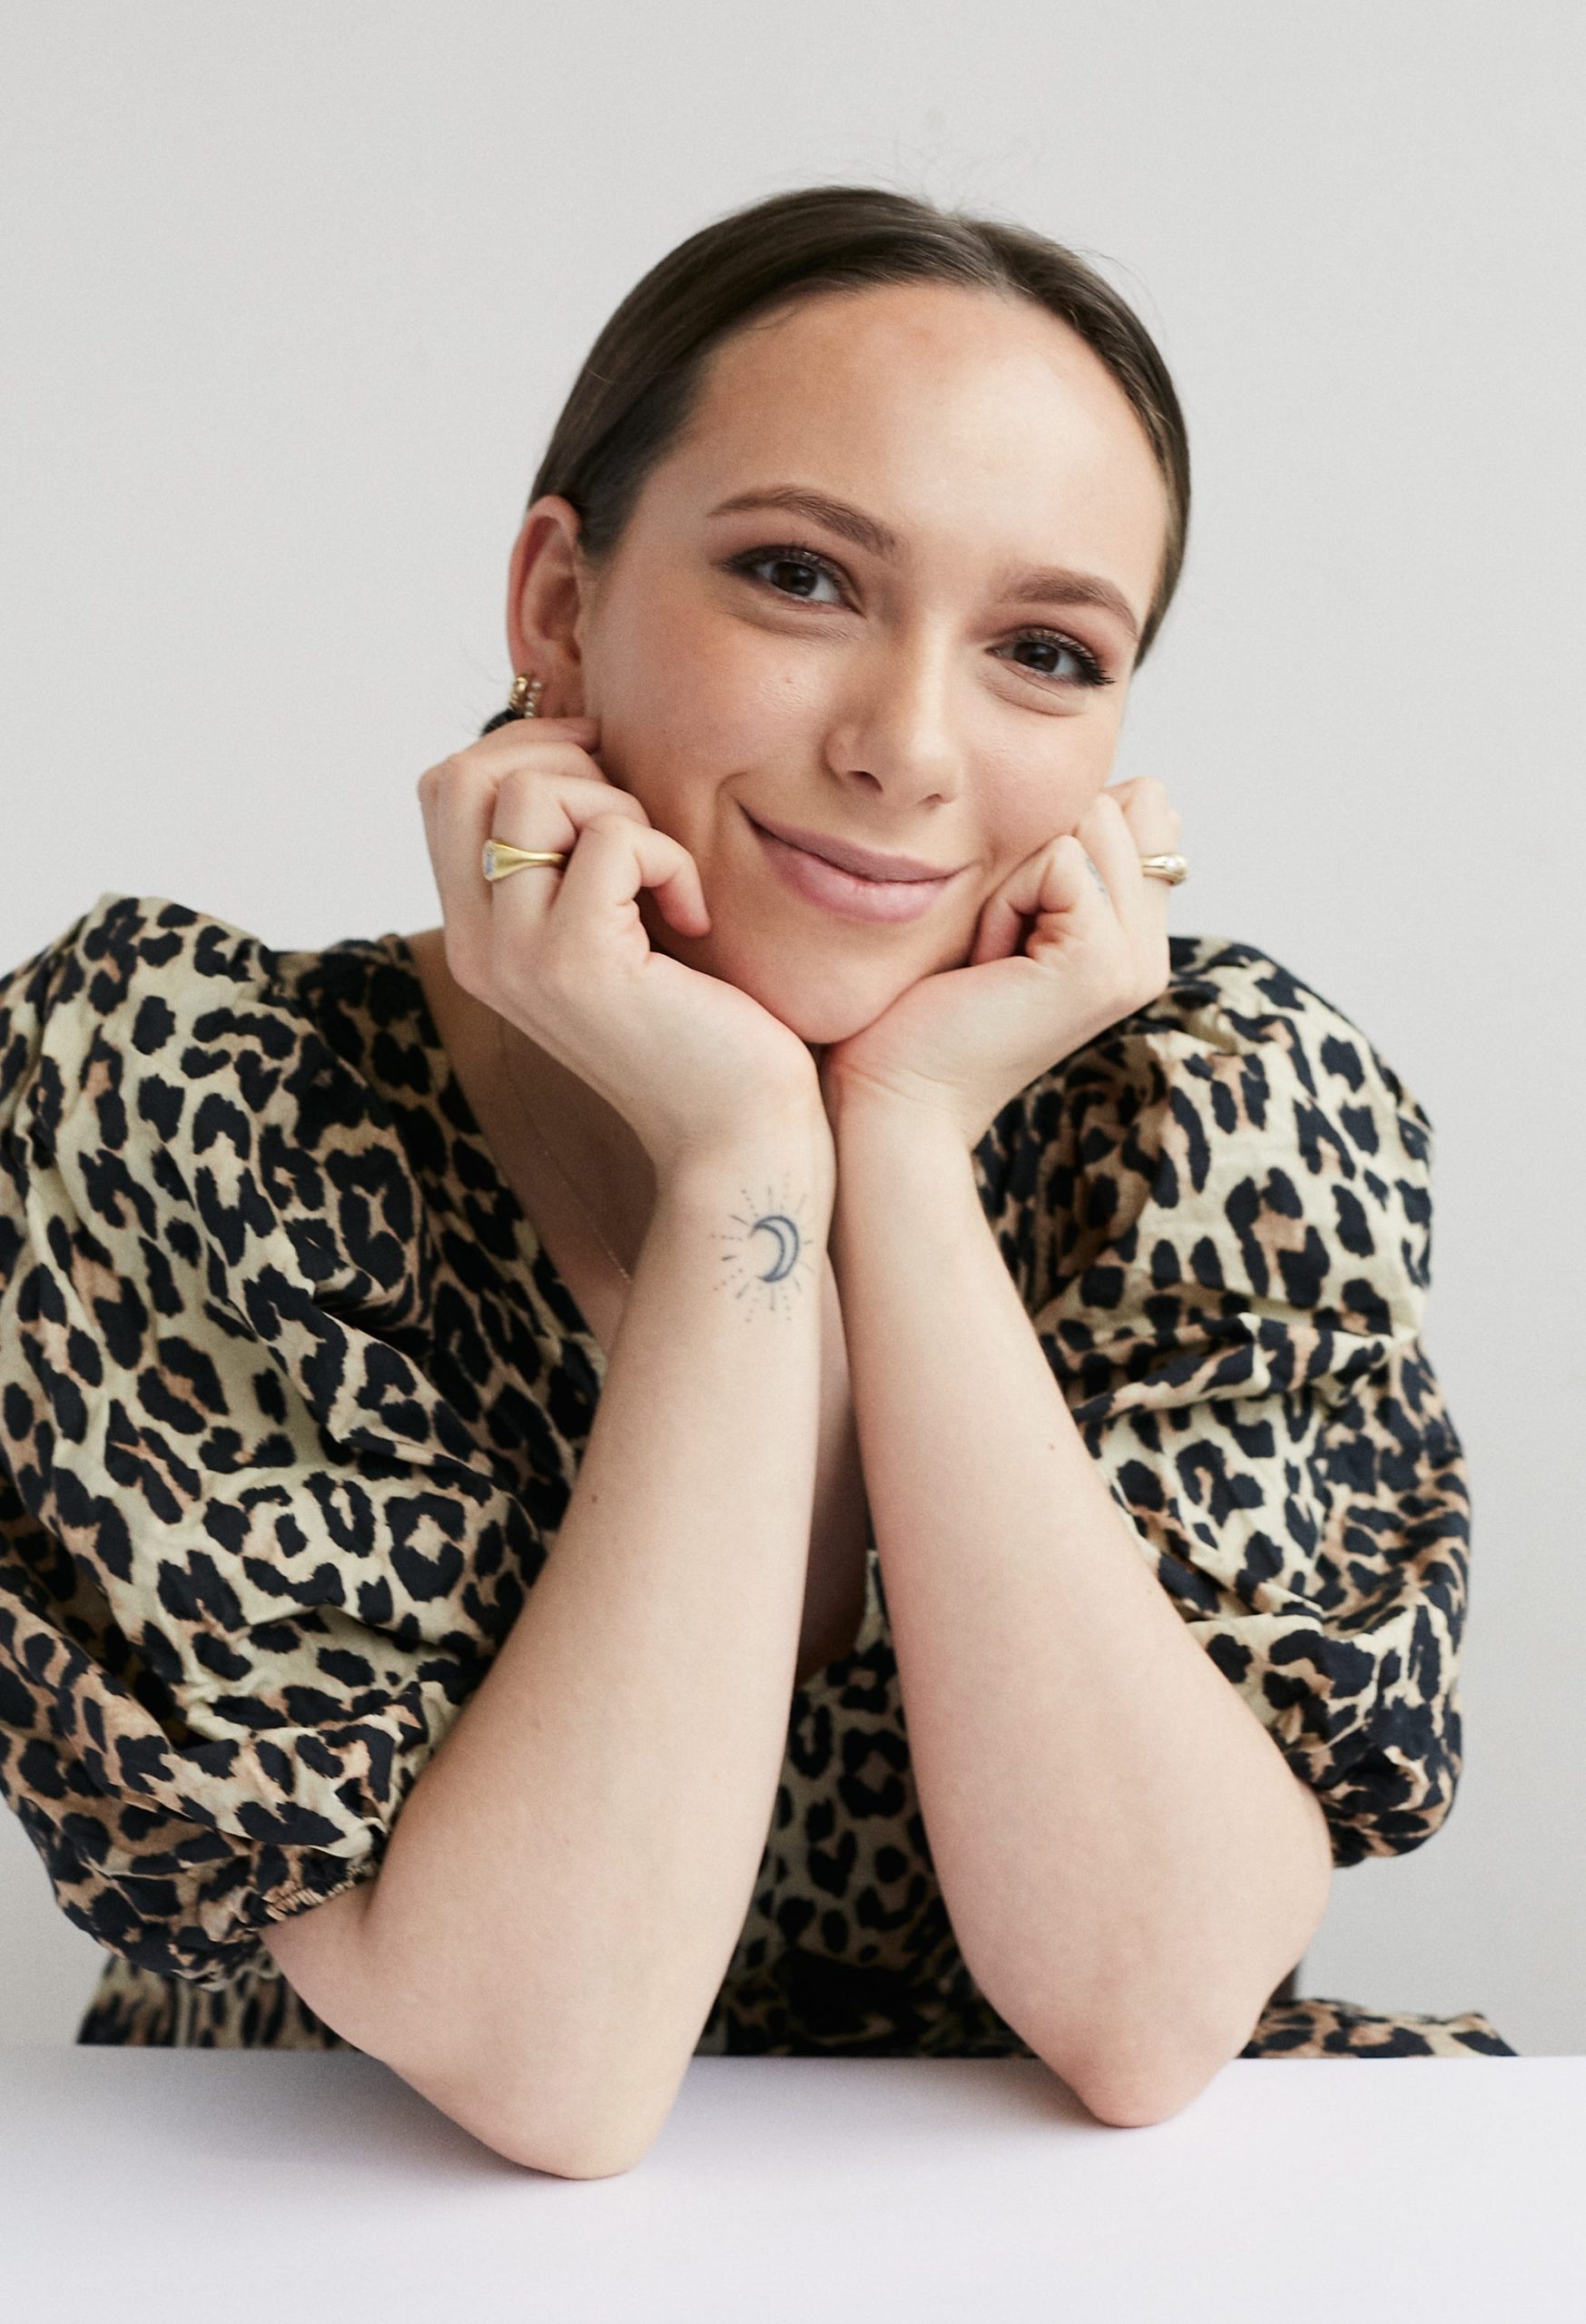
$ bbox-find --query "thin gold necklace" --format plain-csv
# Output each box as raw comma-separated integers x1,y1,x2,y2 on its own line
494,1015,634,1285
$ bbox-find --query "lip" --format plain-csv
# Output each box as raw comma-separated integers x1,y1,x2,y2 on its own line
745,810,959,883
746,810,960,925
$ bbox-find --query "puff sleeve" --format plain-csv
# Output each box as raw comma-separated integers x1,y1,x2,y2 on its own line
1021,937,1468,1869
0,895,545,1985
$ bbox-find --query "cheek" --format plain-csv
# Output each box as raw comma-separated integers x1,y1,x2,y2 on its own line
988,755,1107,862
612,579,799,747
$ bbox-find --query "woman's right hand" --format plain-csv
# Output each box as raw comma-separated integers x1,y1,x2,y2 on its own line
417,716,828,1179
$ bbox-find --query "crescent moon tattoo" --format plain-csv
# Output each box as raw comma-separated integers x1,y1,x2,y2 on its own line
715,1178,818,1316
750,1214,800,1281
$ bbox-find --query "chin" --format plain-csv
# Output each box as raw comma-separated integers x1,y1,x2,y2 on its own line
723,958,914,1049
641,899,949,1043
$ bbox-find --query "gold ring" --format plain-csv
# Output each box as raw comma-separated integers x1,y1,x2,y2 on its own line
482,841,569,881
1138,852,1188,885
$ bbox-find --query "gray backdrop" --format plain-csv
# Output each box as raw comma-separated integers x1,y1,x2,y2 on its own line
3,0,1581,2056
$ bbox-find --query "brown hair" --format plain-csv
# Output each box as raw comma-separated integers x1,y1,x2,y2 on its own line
482,182,1188,734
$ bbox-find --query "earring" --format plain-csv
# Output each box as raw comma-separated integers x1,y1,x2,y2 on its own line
506,673,545,719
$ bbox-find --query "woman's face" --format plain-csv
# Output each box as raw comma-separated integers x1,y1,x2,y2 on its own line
509,280,1170,1049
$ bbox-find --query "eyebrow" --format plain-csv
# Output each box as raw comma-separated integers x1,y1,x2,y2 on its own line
706,484,1142,645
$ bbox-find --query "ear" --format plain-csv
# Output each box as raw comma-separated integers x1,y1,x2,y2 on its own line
505,496,596,707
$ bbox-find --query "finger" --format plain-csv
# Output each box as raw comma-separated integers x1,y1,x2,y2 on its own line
1076,788,1178,1006
479,734,620,796
538,812,711,964
1121,784,1184,923
1070,792,1145,921
969,833,1094,964
472,712,600,751
422,745,639,990
419,734,619,855
1074,788,1173,934
1096,775,1182,864
483,761,656,958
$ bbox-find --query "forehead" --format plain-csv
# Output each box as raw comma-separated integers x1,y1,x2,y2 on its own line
651,280,1167,601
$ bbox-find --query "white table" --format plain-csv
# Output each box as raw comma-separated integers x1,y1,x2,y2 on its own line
3,2047,1581,2322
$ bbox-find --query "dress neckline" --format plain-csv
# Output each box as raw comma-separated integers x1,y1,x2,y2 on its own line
375,928,879,1694
379,930,611,1393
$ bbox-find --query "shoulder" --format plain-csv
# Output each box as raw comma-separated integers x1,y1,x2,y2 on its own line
0,887,400,1070
1029,930,1433,1193
2,887,404,1127
1018,941,1470,1873
3,891,296,1106
0,891,429,1322
1067,931,1429,1157
1016,931,1441,1346
0,901,534,1983
5,889,272,1022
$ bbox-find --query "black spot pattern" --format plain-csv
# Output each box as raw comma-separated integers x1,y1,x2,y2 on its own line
0,897,1512,2063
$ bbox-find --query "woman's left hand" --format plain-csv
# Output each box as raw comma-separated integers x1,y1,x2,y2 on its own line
817,778,1181,1147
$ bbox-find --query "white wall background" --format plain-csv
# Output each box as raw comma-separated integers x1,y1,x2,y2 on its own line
2,0,1582,2055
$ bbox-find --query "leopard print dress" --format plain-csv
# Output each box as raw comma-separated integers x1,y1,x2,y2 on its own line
0,894,1513,2063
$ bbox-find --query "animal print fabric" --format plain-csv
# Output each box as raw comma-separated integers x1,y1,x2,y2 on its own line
0,894,1514,2061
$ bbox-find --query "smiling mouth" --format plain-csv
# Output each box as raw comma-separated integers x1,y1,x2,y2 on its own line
744,809,961,925
743,809,960,881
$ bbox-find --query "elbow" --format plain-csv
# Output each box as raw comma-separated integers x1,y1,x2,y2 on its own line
1029,2003,1255,2131
364,2031,672,2180
482,2058,684,2181
1069,2048,1225,2129
430,2072,670,2180
1047,1947,1320,2126
492,2117,658,2180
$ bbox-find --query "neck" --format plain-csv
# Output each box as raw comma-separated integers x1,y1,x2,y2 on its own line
498,1017,657,1247
404,924,657,1260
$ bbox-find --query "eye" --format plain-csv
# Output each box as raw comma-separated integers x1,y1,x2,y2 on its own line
725,542,846,604
723,540,1116,692
1001,630,1115,690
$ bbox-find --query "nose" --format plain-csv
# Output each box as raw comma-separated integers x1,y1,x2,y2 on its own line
823,628,964,808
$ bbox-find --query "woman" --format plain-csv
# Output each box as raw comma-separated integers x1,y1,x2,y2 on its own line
0,183,1513,2173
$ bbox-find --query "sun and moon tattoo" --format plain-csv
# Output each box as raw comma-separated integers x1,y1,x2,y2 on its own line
713,1177,822,1315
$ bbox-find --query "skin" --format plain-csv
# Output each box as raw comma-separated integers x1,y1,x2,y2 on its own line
391,287,1329,2132
408,277,1177,1226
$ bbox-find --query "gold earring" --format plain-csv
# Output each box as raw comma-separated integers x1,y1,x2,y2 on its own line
507,672,545,718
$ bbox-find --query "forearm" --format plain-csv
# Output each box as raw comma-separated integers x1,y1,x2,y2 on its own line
324,1121,832,2169
829,1094,1332,2124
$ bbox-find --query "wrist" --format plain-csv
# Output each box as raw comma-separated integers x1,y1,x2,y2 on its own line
823,1069,970,1157
655,1110,836,1214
